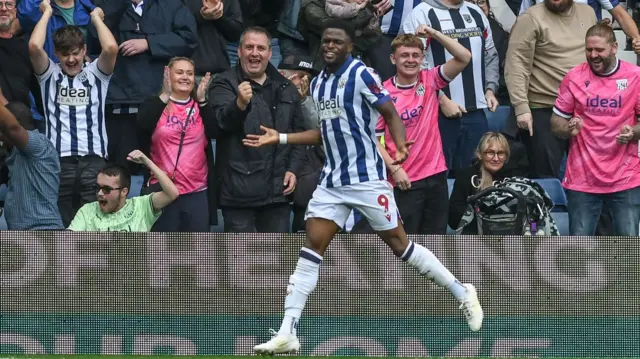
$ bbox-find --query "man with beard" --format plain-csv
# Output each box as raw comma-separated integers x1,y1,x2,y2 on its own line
551,24,640,236
245,20,484,355
68,150,179,231
505,0,596,179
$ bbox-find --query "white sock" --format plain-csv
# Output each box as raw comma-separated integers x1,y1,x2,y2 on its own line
400,241,468,301
278,247,322,336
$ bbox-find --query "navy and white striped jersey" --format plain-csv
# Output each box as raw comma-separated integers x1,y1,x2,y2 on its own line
380,0,422,36
37,59,110,158
402,2,493,111
311,56,391,188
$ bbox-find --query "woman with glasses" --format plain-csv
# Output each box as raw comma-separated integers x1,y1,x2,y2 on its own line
448,132,515,233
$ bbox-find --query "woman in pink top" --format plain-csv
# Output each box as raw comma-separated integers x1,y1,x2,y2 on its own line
137,57,219,232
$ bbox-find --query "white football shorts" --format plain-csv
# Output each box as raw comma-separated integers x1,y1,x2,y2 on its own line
305,180,400,231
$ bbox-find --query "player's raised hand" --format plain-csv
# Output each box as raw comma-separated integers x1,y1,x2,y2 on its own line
568,116,582,137
243,125,279,147
40,0,53,14
616,124,635,144
237,81,253,110
392,140,415,165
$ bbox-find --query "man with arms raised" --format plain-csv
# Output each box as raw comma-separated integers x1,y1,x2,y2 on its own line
245,19,484,355
68,150,179,231
551,24,640,236
376,27,471,234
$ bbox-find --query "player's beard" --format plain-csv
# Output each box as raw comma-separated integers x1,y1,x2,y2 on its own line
544,0,573,13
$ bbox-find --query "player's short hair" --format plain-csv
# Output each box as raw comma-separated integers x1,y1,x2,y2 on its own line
53,25,85,54
98,164,131,190
391,34,425,53
586,23,616,44
5,102,35,131
322,19,356,43
239,26,272,49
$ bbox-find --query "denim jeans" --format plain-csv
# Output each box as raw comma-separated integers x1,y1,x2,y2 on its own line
566,185,640,236
438,109,488,176
226,38,283,68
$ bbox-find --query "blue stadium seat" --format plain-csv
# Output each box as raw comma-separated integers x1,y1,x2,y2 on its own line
129,175,144,198
533,178,568,212
552,212,570,235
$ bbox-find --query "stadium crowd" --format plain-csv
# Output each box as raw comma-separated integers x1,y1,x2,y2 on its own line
0,0,639,236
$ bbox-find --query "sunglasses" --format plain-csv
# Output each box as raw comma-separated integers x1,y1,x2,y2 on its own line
96,185,123,195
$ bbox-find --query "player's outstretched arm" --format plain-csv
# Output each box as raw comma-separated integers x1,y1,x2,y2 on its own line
243,125,322,147
378,101,413,164
417,25,471,80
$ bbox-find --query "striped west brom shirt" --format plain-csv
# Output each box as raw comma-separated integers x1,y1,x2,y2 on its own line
37,58,110,158
380,0,422,36
311,56,391,188
402,2,494,111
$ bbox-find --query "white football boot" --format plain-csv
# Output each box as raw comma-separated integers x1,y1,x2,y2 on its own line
459,283,484,331
253,329,300,355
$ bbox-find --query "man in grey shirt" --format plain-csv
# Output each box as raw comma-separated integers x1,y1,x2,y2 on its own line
0,99,63,230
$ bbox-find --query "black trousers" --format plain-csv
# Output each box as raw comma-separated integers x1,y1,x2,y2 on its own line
151,190,210,232
222,203,291,233
59,155,106,227
106,111,141,175
394,172,449,234
519,108,568,179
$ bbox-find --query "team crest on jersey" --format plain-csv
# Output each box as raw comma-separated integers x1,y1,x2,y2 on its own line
616,79,628,91
416,83,425,96
76,70,88,83
463,14,472,23
338,78,347,89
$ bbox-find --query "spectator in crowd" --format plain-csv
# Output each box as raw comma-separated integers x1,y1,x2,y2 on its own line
277,54,319,130
101,0,197,173
18,0,95,62
210,26,306,233
230,0,285,67
298,0,387,73
467,0,510,106
402,0,500,175
371,0,422,81
278,0,309,59
518,0,640,54
375,29,471,234
184,0,243,81
449,132,510,233
551,24,640,236
0,100,62,230
68,150,179,231
137,57,218,232
505,0,596,178
29,0,118,227
0,0,41,110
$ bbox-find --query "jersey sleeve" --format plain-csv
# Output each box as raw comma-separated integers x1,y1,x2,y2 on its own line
138,194,162,231
86,60,113,84
553,75,576,119
598,0,618,11
480,11,495,51
67,204,90,231
635,86,640,118
36,58,57,84
375,115,387,137
427,66,453,91
21,131,50,158
359,67,391,108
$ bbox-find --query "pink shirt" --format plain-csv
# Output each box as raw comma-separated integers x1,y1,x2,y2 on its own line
376,66,450,184
150,98,208,194
553,60,640,194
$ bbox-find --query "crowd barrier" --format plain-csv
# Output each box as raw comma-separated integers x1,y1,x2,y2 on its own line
1,232,639,357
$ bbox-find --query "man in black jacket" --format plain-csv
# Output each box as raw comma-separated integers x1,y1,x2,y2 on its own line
210,26,306,233
100,0,198,172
